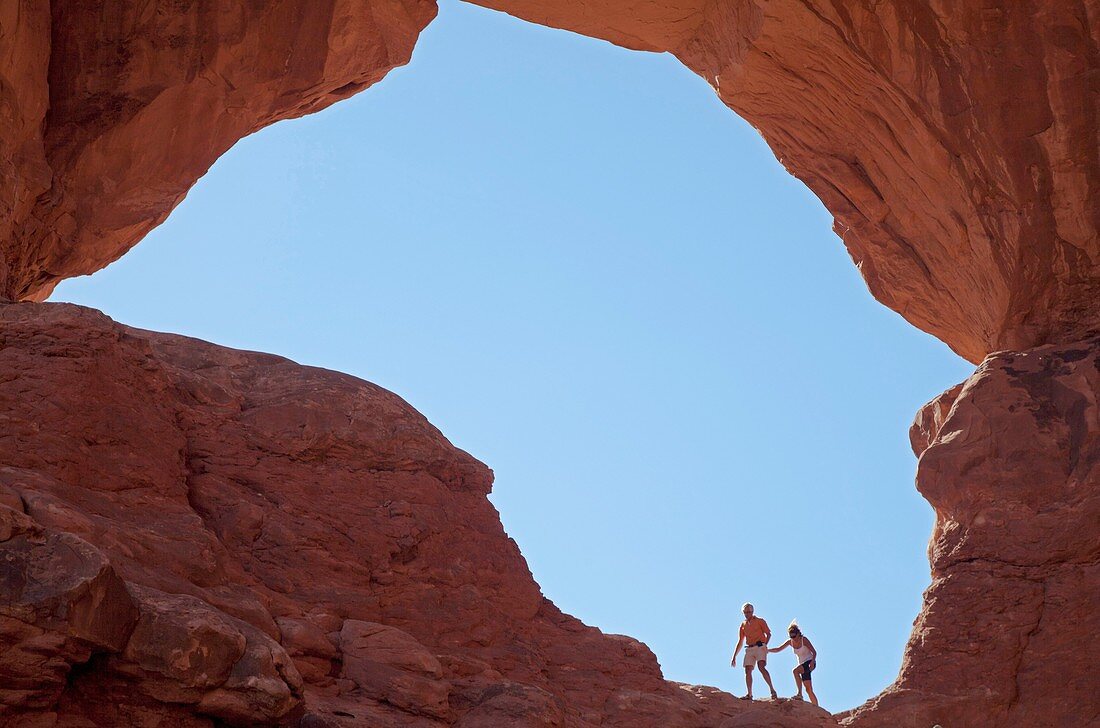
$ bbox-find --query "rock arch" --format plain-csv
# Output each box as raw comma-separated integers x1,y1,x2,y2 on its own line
0,1,1096,726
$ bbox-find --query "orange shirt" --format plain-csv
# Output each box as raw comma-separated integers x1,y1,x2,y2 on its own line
740,616,770,644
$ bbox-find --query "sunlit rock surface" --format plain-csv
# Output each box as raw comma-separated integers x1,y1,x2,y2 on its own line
1,0,1097,724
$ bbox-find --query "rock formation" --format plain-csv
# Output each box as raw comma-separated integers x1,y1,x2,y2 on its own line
0,0,435,303
467,0,1100,363
4,1,1096,360
0,0,1096,726
0,302,837,727
845,337,1100,727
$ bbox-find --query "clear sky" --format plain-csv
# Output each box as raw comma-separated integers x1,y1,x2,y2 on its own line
54,1,974,713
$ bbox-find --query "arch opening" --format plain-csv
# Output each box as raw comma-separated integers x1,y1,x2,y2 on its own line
51,0,973,713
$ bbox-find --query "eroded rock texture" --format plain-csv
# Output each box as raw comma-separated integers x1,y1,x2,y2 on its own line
3,1,1097,360
0,302,836,727
845,337,1100,727
4,0,1095,362
2,0,1098,726
0,0,435,302
470,0,1100,363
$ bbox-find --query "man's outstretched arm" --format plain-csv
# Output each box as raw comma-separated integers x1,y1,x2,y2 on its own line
730,635,745,666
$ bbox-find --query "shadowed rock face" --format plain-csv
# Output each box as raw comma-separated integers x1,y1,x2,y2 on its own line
1,0,436,303
3,1,1096,360
0,302,837,727
1,0,1097,725
844,336,1100,727
468,0,1100,363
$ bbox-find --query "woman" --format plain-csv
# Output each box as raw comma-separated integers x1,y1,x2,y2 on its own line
768,620,818,705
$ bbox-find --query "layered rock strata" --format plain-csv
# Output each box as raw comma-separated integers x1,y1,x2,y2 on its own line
0,302,836,727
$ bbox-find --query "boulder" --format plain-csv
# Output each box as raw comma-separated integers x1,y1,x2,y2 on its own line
114,584,303,726
0,505,137,713
338,620,450,720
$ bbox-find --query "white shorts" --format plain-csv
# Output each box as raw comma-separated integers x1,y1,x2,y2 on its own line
743,645,767,667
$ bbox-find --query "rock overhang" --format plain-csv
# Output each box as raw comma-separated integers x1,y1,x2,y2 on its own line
0,1,1097,725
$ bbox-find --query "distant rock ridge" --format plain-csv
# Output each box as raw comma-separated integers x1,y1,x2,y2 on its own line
0,1,1096,725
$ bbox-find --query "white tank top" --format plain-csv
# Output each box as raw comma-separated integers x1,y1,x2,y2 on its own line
793,638,814,663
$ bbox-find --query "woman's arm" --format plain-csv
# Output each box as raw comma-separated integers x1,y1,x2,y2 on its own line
767,639,791,654
804,637,817,659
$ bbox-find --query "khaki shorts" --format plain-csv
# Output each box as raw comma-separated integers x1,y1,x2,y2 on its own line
743,645,767,667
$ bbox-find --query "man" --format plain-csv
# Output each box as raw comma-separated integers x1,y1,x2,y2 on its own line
730,602,778,700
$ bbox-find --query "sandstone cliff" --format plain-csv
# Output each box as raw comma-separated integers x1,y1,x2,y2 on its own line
0,302,836,727
846,337,1100,726
1,0,1097,726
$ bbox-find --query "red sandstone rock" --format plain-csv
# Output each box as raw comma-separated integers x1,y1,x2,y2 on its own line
114,584,303,725
1,0,435,303
469,0,1100,363
338,620,451,720
719,698,837,728
0,0,51,298
452,682,566,727
0,302,828,727
907,382,963,456
2,1,1098,726
3,1,1096,362
0,506,137,715
844,336,1100,727
4,307,1091,725
278,616,340,670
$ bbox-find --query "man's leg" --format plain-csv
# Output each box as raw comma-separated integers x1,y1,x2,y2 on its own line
757,659,778,699
792,666,804,698
744,665,754,698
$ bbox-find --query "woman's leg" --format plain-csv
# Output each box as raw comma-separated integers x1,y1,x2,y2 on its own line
804,675,818,706
792,666,803,698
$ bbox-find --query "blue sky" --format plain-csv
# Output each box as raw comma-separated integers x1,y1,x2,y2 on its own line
54,1,974,712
